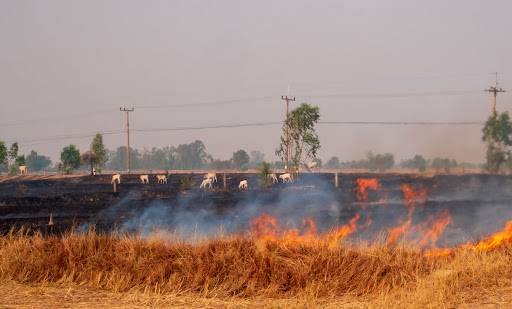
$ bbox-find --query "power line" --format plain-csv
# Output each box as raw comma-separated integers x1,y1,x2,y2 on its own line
0,108,118,128
6,120,485,147
0,90,491,128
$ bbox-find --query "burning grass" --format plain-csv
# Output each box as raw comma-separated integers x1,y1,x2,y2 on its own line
0,230,511,307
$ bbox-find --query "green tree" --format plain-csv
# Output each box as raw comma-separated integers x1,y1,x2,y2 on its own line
431,157,458,173
482,112,512,173
259,161,273,187
325,156,340,169
8,142,18,166
26,150,52,171
401,155,428,172
232,149,250,170
276,103,321,170
0,141,7,173
172,140,210,169
90,133,108,172
249,150,265,168
80,151,97,174
367,152,395,172
60,145,81,174
15,155,26,166
106,147,142,171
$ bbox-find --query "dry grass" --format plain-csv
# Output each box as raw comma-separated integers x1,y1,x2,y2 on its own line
0,231,511,308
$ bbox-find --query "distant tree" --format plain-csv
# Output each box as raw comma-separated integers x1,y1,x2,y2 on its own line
7,142,18,166
209,159,232,170
367,152,394,172
80,151,97,175
482,112,512,173
26,150,52,171
232,149,250,170
106,147,142,171
90,133,108,172
401,155,428,172
276,103,321,170
431,157,458,173
259,161,273,187
249,150,265,168
15,154,26,166
172,140,209,169
60,145,81,174
0,141,7,173
273,161,285,169
325,156,340,169
141,147,173,170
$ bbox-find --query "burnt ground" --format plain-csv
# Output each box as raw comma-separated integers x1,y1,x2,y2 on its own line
1,173,512,246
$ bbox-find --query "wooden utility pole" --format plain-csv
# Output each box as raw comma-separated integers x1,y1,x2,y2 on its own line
120,107,134,174
485,73,506,114
281,95,295,171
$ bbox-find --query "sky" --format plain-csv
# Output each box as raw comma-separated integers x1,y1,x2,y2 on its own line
1,0,511,164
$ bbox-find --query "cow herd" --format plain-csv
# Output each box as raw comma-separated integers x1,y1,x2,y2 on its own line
110,172,295,190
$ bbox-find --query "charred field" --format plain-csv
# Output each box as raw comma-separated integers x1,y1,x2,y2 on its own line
1,172,512,307
1,172,512,247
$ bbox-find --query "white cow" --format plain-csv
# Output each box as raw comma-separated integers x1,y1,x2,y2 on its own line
111,174,121,184
200,178,213,189
267,173,278,183
204,172,217,183
156,175,167,184
238,179,248,190
279,173,292,183
18,165,28,175
140,175,149,184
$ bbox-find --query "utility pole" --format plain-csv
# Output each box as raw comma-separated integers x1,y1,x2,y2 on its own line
485,72,506,114
120,107,134,174
281,95,295,171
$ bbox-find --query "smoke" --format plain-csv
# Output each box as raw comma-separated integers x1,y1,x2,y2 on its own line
94,173,512,248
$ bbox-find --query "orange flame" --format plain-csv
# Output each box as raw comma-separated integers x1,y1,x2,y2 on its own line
426,220,512,257
250,213,279,241
401,183,427,207
250,213,360,247
418,210,452,247
327,214,360,248
387,183,429,245
470,220,512,251
356,178,380,202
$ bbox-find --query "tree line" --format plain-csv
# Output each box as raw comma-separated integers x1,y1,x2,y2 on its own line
1,103,510,175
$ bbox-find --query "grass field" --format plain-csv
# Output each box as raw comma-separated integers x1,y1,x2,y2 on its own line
0,230,511,308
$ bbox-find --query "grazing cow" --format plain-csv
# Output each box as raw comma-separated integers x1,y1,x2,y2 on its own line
238,180,248,190
156,174,167,184
111,174,121,184
267,173,278,183
200,178,213,189
279,173,292,183
140,175,149,184
204,172,217,183
307,161,318,170
18,165,28,175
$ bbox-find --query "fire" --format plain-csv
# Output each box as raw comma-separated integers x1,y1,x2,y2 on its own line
356,178,380,202
387,183,430,245
387,216,413,245
418,210,452,247
401,183,427,207
470,220,512,251
250,213,360,247
425,219,512,257
327,214,360,248
250,213,279,241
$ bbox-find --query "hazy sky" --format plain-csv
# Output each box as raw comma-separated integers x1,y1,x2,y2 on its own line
1,0,511,163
